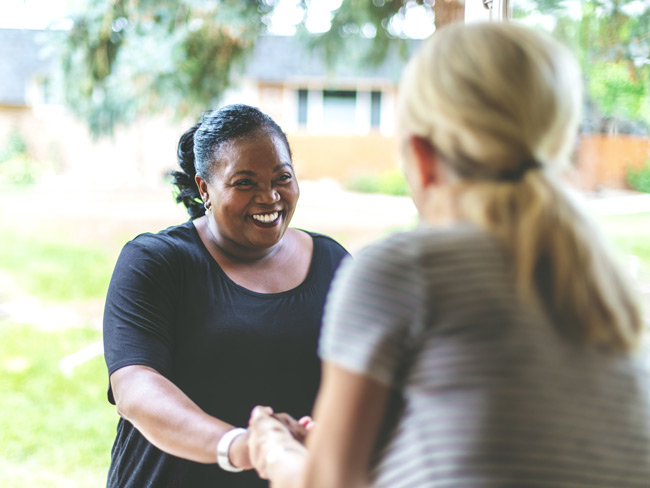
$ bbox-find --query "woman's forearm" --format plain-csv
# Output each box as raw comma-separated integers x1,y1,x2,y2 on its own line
110,365,250,467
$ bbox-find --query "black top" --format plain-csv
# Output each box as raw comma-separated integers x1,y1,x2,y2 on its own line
103,221,348,488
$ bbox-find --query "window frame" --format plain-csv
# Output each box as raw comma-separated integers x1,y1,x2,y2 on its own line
465,0,508,23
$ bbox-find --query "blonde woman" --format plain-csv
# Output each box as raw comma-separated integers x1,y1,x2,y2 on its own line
247,22,650,488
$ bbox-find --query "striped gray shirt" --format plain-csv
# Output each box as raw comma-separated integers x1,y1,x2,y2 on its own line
319,224,650,487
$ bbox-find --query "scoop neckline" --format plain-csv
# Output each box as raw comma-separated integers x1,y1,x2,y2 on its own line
189,222,318,298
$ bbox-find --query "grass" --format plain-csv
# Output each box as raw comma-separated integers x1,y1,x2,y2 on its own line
0,204,649,487
598,212,650,282
0,224,119,487
0,227,116,303
0,322,115,487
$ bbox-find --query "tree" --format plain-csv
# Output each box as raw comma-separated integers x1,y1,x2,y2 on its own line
61,0,268,135
512,0,650,133
60,0,465,136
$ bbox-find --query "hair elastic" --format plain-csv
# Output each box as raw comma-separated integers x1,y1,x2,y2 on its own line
499,157,542,182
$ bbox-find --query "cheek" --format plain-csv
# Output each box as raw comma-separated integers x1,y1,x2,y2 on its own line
282,184,300,202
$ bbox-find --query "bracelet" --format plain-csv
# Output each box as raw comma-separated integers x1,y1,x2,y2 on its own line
217,427,246,472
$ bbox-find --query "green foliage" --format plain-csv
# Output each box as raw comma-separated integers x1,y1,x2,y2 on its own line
0,130,44,186
589,62,647,122
60,0,270,136
345,169,409,196
0,228,114,302
627,161,650,193
0,322,115,487
0,129,28,159
512,0,650,132
300,0,432,68
59,1,439,136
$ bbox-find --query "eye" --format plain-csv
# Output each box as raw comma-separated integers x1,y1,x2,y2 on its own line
275,173,292,184
234,179,254,187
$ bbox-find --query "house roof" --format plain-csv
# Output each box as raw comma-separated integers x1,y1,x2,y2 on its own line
0,28,418,107
0,29,55,106
244,35,418,86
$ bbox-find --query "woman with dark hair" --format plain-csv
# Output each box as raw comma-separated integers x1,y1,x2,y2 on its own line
102,104,348,487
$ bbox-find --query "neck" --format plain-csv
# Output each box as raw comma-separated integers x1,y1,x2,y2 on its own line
203,217,283,263
416,186,454,226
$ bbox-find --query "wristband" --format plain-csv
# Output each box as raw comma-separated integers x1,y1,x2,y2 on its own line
217,427,246,472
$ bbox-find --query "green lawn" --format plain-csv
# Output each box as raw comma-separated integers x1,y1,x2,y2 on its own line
0,224,119,487
0,210,648,487
0,227,116,302
0,322,115,487
598,212,650,282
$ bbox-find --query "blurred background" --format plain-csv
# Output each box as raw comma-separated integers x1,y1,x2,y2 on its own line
0,0,648,486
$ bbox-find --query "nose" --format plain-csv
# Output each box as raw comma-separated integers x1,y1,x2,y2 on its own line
256,186,280,204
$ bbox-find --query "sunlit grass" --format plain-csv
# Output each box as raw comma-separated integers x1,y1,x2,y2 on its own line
0,227,116,303
598,212,650,281
0,322,115,488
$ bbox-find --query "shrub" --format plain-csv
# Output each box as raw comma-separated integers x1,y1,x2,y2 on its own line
0,129,47,186
626,161,650,193
345,170,410,196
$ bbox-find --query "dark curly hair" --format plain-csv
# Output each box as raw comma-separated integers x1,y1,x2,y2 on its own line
169,104,292,219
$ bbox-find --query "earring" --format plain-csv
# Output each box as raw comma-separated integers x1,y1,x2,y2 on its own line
204,201,212,215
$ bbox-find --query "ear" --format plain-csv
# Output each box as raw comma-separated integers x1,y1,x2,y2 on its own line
195,174,209,202
409,135,440,187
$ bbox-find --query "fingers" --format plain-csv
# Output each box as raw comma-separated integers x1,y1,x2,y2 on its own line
272,413,308,443
250,405,274,423
248,406,287,479
298,416,316,431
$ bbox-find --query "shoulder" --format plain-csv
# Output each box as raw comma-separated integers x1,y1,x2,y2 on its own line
119,221,198,265
128,221,195,250
303,231,348,252
353,224,501,275
299,230,350,261
370,223,498,256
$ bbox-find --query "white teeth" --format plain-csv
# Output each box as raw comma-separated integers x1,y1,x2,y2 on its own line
252,211,279,223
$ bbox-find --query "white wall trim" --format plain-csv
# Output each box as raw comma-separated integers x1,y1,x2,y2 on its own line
306,88,323,134
465,0,508,23
355,90,371,135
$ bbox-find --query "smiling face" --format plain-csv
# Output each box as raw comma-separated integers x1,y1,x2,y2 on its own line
197,129,299,254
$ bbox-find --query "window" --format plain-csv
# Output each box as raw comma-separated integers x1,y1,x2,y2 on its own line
322,90,357,132
297,88,308,127
370,91,382,128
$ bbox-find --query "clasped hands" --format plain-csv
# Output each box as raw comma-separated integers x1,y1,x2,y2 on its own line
247,406,313,479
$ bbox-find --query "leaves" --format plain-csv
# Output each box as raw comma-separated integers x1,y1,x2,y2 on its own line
513,0,650,132
60,0,266,136
58,0,457,136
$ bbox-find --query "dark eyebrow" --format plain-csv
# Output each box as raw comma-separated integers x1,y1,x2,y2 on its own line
231,164,292,177
274,163,293,172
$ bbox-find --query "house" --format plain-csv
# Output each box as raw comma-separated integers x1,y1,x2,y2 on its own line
0,29,414,186
0,27,646,190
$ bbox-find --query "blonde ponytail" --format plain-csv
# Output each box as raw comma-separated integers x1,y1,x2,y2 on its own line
454,172,643,351
399,22,645,351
